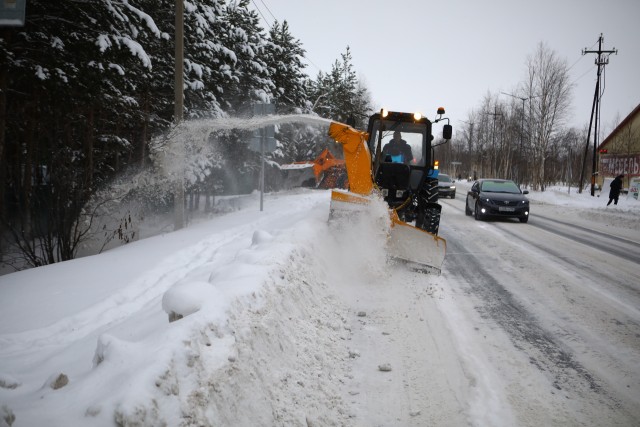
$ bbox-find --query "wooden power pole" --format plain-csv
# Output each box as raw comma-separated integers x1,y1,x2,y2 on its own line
174,0,185,230
581,34,617,196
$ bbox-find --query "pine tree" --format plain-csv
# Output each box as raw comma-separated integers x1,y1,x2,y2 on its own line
265,20,309,114
310,47,371,128
262,20,314,163
0,0,165,266
182,0,234,120
0,0,375,268
218,0,274,115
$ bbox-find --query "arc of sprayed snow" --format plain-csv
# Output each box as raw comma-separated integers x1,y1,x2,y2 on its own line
177,114,335,134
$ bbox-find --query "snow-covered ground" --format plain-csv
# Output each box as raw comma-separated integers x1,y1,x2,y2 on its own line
1,182,639,426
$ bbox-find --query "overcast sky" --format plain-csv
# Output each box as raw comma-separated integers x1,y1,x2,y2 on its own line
250,0,639,137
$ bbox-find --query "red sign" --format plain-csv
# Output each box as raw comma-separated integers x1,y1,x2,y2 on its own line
600,154,640,177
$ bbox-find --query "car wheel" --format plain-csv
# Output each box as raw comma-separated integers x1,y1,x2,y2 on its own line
465,197,472,216
519,215,529,223
474,202,483,221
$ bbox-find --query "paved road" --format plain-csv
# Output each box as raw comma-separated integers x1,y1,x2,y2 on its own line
437,196,640,426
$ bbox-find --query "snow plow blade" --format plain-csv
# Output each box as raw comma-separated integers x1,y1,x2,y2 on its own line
329,190,446,274
388,212,446,274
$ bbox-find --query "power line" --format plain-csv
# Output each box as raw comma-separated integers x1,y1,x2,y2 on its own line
258,0,277,22
303,57,322,74
567,39,599,88
567,40,597,72
251,0,272,28
249,0,323,74
571,63,596,86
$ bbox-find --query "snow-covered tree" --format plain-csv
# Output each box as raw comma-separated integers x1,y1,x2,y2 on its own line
300,47,372,161
0,0,373,268
182,0,234,120
218,0,274,115
310,47,372,129
262,20,316,163
0,0,166,267
265,20,309,114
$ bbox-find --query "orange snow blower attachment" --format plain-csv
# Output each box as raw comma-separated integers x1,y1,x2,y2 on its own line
281,148,348,189
327,122,372,195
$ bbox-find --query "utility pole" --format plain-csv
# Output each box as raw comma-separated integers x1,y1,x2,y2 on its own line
581,33,617,196
460,120,474,153
502,93,526,146
174,0,185,230
501,92,541,183
486,105,502,177
460,119,474,179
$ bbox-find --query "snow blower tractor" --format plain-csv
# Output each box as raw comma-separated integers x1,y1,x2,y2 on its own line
328,109,452,274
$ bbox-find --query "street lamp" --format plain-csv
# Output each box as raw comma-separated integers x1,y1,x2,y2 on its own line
500,92,540,182
460,119,474,151
460,119,474,180
501,92,526,152
482,106,502,177
500,92,541,149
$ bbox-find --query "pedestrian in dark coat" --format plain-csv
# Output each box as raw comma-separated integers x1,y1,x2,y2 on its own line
607,174,624,206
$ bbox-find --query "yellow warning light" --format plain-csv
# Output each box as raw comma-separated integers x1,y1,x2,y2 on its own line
413,112,422,121
381,108,389,118
434,160,440,170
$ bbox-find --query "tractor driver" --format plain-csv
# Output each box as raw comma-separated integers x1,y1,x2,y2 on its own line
382,131,414,164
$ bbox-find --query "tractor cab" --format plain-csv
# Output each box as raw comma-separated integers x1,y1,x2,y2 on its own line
367,111,435,208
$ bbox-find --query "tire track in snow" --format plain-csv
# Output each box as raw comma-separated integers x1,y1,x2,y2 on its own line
439,205,614,399
447,235,604,395
441,193,640,423
0,229,247,353
528,213,640,264
494,221,640,310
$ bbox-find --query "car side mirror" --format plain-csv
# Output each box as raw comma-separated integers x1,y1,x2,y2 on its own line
522,190,529,195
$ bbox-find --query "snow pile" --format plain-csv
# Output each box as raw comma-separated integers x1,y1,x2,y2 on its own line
526,184,640,210
111,246,354,426
1,185,639,426
0,190,393,426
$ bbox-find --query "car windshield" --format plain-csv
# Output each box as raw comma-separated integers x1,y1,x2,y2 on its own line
480,180,521,194
439,174,451,182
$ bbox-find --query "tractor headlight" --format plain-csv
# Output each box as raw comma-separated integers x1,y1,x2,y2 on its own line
396,190,404,198
413,112,422,121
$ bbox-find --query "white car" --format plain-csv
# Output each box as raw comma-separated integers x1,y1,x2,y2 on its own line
437,173,456,198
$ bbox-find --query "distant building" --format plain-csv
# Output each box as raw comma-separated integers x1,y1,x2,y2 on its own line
597,103,640,190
